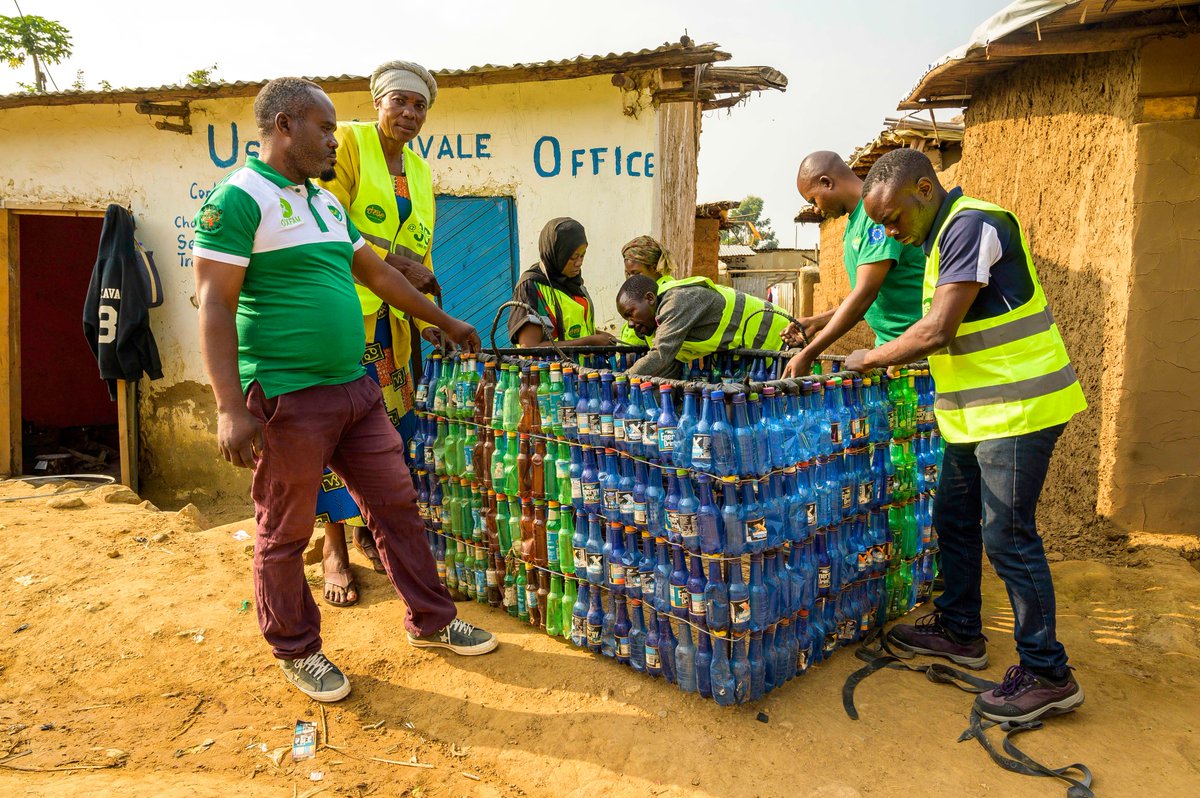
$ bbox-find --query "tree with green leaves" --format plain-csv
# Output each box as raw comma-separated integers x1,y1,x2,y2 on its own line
720,195,779,251
0,13,72,93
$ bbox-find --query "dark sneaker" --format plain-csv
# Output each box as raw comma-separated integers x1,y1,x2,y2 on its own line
887,612,988,670
975,665,1084,723
408,617,498,656
278,651,351,702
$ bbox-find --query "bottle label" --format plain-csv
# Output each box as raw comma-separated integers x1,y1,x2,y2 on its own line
746,517,767,543
526,586,538,609
587,623,601,646
645,646,660,669
925,464,937,485
806,503,817,527
577,413,591,434
830,422,841,446
692,434,712,461
689,593,705,616
436,561,447,581
818,565,832,590
571,478,583,500
588,413,603,434
626,568,641,590
670,584,686,610
634,502,648,525
859,482,873,506
587,553,604,578
476,571,487,595
824,631,837,654
603,488,620,512
417,501,429,520
601,415,615,435
486,570,498,587
504,585,516,607
582,482,601,505
856,552,869,573
642,573,655,596
573,547,587,571
619,492,634,516
658,427,677,452
609,562,625,586
617,637,631,658
614,418,626,441
415,384,429,404
626,420,643,443
871,545,885,567
674,512,697,540
571,616,585,643
644,422,657,444
798,646,811,672
731,599,750,625
561,406,577,427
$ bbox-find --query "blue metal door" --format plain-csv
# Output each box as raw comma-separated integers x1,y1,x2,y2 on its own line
430,196,519,350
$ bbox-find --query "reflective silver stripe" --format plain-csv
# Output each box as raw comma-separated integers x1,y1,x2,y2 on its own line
935,363,1079,411
719,291,747,350
947,307,1056,356
751,304,776,348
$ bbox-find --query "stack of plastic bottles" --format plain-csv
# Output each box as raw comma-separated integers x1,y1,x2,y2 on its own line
408,348,942,705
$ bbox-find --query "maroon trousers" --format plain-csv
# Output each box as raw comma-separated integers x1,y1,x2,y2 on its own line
246,376,455,660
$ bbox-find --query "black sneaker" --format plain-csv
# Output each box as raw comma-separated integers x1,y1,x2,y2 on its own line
408,617,498,656
975,665,1084,723
887,612,988,670
278,651,351,702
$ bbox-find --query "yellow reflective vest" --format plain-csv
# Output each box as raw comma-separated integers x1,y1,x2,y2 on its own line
923,195,1086,443
661,276,789,363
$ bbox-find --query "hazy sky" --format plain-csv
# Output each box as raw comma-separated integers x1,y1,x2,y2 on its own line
3,0,1005,247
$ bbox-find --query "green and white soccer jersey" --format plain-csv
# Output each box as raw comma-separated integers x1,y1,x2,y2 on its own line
194,157,369,399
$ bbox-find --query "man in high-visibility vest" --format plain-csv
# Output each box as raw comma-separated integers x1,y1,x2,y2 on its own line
617,273,789,378
849,148,1087,724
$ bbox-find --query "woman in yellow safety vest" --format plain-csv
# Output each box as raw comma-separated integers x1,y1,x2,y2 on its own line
618,235,675,346
507,217,618,347
314,59,443,607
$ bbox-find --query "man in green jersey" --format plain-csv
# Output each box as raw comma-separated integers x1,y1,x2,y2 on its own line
782,151,926,377
194,78,497,703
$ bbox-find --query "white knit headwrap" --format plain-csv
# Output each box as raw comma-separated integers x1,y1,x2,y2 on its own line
370,60,437,106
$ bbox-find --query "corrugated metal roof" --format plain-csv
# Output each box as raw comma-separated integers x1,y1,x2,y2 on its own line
0,40,733,111
718,244,757,258
900,0,1199,110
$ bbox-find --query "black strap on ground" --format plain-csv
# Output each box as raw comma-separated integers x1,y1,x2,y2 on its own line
958,709,1095,798
842,629,996,720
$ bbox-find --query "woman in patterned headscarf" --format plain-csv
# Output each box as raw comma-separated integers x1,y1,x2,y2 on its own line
314,59,443,607
618,235,675,345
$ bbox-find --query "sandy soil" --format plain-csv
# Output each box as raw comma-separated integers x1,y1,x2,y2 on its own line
1,479,1197,798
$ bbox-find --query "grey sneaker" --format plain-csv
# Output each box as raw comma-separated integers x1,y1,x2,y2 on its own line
887,612,988,670
408,617,498,656
279,651,351,702
975,665,1084,723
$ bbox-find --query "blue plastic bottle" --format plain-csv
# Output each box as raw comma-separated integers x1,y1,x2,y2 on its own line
658,614,678,684
629,599,647,672
641,382,660,461
668,545,688,620
598,373,616,450
691,387,714,472
602,448,621,520
618,455,635,527
686,553,707,624
614,595,631,664
654,538,672,613
571,582,590,647
663,469,681,544
795,609,813,675
816,531,832,598
632,459,649,531
675,622,697,693
644,607,662,677
601,590,616,658
740,480,767,555
709,637,736,707
580,445,600,516
613,375,629,452
639,530,657,608
645,460,666,540
731,637,751,704
696,624,714,699
729,559,750,636
731,393,757,478
568,443,584,514
585,512,604,586
586,583,603,653
704,558,730,636
721,477,745,558
709,389,736,476
625,381,644,456
571,504,588,580
656,384,678,461
763,387,788,470
575,373,592,446
748,553,768,632
748,392,772,477
763,474,786,550
622,526,642,603
673,386,699,468
675,470,699,553
608,520,626,595
748,631,766,701
695,473,722,555
586,373,604,451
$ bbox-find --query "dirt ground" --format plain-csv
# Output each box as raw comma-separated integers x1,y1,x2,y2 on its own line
1,480,1198,798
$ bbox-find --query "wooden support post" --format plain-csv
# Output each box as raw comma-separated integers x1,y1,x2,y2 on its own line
0,210,19,476
116,379,138,492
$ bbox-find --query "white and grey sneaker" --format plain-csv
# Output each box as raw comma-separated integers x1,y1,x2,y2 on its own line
278,651,351,702
408,618,498,656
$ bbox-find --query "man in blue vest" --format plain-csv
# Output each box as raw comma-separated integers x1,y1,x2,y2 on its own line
849,148,1087,724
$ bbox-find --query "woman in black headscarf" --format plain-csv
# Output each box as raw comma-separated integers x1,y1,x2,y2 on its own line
507,217,618,347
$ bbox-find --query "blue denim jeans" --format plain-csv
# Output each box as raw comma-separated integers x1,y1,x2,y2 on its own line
933,423,1068,676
